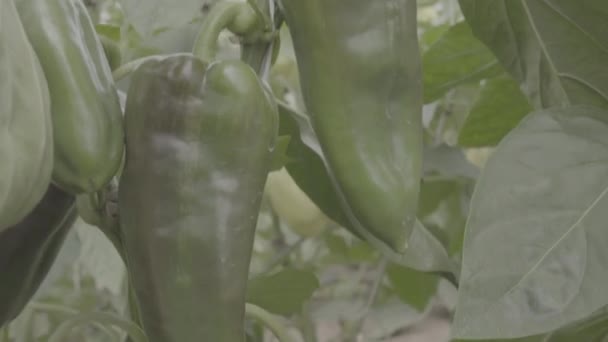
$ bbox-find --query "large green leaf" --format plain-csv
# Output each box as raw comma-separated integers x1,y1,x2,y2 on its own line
459,0,608,110
546,307,608,341
456,307,608,342
453,105,608,339
459,75,532,147
423,21,503,103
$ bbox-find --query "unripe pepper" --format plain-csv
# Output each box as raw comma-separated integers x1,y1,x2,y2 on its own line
0,185,76,327
279,0,423,252
0,0,53,230
119,55,278,342
16,0,124,194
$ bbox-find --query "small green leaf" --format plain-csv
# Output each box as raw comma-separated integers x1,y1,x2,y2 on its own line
323,233,377,264
324,234,350,258
247,269,319,316
423,144,479,180
269,135,291,171
387,263,439,311
423,21,503,103
459,75,532,147
420,24,450,51
95,24,121,41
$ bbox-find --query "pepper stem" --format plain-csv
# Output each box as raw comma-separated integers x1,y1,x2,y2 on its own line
241,0,280,80
192,1,259,64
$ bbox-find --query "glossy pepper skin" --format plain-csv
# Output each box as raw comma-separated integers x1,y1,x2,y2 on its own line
16,0,124,194
0,0,53,231
0,185,76,327
119,55,278,342
279,0,423,252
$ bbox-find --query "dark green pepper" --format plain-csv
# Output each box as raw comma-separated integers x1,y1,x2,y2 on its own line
16,0,124,194
0,0,53,230
279,0,423,252
119,55,277,342
0,185,76,327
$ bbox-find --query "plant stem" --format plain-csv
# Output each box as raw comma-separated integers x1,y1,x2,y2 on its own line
344,259,388,341
241,0,279,78
298,304,318,342
192,1,256,63
245,303,295,342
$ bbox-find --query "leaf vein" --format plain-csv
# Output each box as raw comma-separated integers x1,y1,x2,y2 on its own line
501,184,608,299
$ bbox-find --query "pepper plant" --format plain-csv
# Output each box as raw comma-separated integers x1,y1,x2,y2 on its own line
2,0,608,341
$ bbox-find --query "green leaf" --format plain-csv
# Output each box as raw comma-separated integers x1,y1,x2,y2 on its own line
324,234,351,258
387,263,439,311
323,233,377,264
459,75,532,147
454,336,545,342
454,308,608,342
277,102,351,232
547,307,608,341
247,269,319,316
459,0,608,110
418,179,470,256
428,83,481,146
117,0,208,41
419,180,463,219
278,103,457,275
95,24,121,41
422,21,503,103
453,105,608,339
423,144,479,180
116,0,224,58
420,24,450,51
269,135,291,171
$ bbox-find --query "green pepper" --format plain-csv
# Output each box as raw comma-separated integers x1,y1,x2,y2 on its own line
0,0,53,231
119,55,278,342
0,185,76,327
16,0,124,194
279,0,423,252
